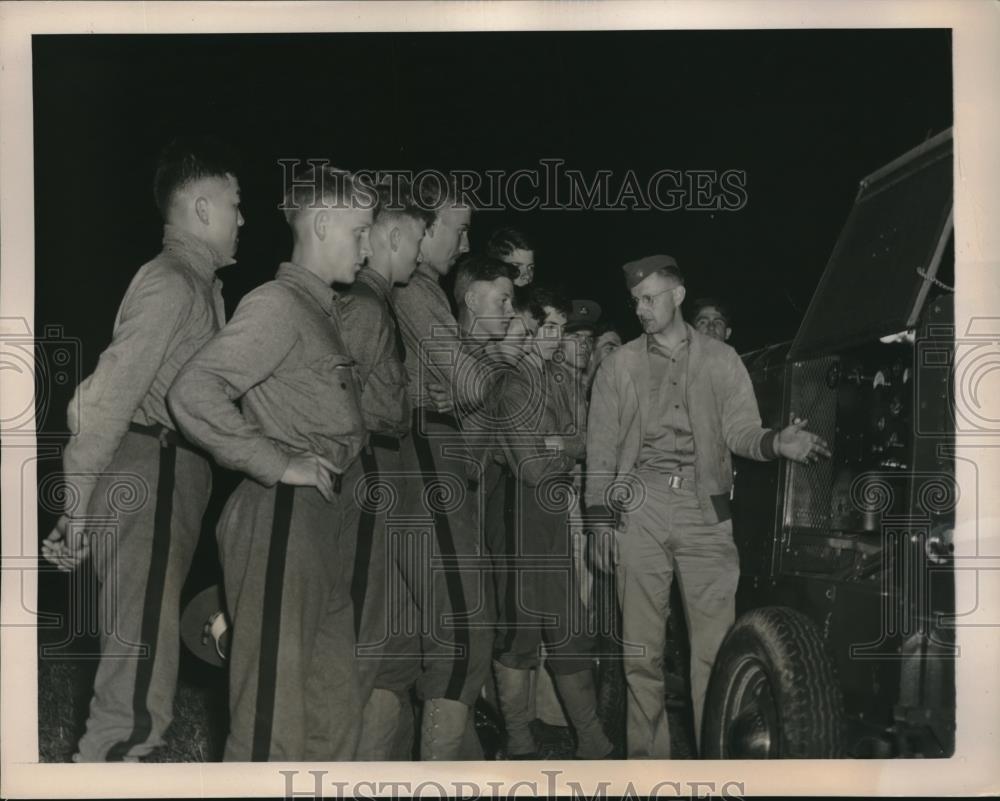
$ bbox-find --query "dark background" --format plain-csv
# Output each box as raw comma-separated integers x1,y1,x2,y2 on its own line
34,30,953,364
33,29,952,617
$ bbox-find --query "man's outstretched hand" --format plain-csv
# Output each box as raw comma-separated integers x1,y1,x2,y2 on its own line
776,416,833,464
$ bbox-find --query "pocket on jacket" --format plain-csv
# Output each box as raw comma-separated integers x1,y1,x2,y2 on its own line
710,492,732,523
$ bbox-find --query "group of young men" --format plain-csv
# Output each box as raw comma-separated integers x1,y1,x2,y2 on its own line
43,138,830,763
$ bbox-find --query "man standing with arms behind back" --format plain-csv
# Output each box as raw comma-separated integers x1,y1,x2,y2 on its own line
42,137,242,762
338,180,432,759
392,177,499,760
585,255,831,758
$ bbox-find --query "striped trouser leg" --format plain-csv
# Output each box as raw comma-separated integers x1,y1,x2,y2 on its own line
396,421,493,707
220,464,363,762
75,432,210,762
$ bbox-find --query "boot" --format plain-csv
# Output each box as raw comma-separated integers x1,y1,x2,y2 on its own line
493,660,538,758
356,689,403,761
420,697,470,761
553,668,615,759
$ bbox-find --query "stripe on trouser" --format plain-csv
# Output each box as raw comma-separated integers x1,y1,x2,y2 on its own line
352,447,379,637
411,426,469,700
251,484,295,762
105,441,176,762
500,470,518,656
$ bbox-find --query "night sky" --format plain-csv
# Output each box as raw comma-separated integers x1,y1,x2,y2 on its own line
33,29,953,430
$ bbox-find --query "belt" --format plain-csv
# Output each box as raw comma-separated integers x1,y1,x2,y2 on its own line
369,433,403,452
664,473,695,490
128,421,205,457
416,409,461,430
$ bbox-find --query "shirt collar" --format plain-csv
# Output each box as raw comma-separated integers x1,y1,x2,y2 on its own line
414,262,443,283
162,224,234,278
277,262,337,315
646,333,689,357
355,267,393,303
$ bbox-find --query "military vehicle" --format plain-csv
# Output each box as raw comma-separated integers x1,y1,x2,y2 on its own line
702,128,956,758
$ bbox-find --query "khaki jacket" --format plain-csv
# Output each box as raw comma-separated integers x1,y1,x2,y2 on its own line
584,323,777,524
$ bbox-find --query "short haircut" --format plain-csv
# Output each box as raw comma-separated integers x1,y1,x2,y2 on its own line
413,172,466,223
452,253,517,305
593,319,624,341
282,163,363,227
690,296,731,325
153,136,239,218
525,285,572,327
486,227,535,259
374,179,435,230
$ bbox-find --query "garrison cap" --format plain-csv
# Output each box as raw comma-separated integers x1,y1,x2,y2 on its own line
622,254,680,289
180,584,230,668
565,299,602,333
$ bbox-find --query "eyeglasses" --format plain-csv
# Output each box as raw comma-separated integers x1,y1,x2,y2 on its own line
628,286,678,309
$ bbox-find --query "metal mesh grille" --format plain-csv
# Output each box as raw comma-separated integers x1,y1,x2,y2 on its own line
785,356,839,529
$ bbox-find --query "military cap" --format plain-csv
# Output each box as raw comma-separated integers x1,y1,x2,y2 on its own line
565,299,602,333
622,254,680,289
180,584,230,668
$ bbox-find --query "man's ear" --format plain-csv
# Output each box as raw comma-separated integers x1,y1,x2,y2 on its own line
313,210,328,241
673,285,687,307
194,196,210,226
464,286,478,313
725,326,733,342
389,226,401,252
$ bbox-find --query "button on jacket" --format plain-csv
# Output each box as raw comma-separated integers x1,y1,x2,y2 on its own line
337,268,409,438
168,262,365,485
63,225,228,517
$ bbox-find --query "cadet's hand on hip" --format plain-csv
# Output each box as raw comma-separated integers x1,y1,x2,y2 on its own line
426,382,455,414
281,453,342,502
777,416,833,464
41,514,91,572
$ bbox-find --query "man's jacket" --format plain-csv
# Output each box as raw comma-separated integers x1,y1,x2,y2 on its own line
584,323,777,524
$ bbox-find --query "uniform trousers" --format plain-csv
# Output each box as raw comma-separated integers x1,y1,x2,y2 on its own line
493,476,595,676
393,412,494,707
615,472,739,758
218,459,364,761
75,425,211,761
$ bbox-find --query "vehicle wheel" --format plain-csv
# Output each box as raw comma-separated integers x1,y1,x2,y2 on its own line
702,606,845,758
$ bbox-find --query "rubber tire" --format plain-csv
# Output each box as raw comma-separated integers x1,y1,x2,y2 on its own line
702,606,846,758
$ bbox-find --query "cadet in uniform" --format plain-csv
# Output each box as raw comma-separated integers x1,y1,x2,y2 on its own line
168,166,373,761
491,285,614,760
585,255,831,758
391,185,506,759
338,181,432,760
42,137,242,762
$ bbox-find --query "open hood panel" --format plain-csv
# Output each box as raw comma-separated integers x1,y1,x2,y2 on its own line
790,129,953,359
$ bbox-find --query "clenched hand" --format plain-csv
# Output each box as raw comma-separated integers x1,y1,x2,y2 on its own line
281,452,342,502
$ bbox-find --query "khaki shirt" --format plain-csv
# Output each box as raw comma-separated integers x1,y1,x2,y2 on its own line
638,335,696,474
392,264,488,412
169,262,365,485
63,225,228,517
337,268,409,437
494,354,583,487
